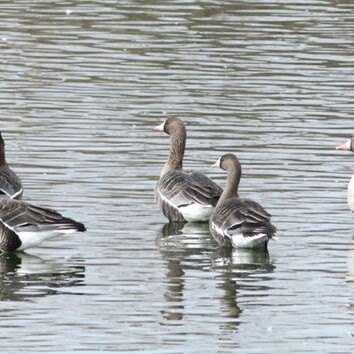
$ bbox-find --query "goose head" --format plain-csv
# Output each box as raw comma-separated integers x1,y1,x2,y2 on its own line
154,117,186,137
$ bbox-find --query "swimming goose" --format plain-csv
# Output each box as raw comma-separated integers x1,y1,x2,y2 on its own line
336,137,354,211
0,199,86,252
209,154,276,249
0,132,23,199
154,117,222,222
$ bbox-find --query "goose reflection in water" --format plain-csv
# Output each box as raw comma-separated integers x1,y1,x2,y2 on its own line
157,223,275,334
0,252,85,301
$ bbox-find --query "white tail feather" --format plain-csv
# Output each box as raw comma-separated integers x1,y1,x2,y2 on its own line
231,233,268,249
17,229,77,251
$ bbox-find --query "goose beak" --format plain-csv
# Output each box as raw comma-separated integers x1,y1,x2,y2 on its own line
336,139,351,151
211,158,220,168
153,122,165,132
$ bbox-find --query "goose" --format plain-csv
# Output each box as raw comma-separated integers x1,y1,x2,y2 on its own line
0,132,23,199
0,198,86,252
209,154,276,249
336,137,354,211
154,117,222,222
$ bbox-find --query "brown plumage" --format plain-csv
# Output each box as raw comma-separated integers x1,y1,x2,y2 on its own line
0,199,86,252
154,117,222,222
210,154,276,249
0,132,23,199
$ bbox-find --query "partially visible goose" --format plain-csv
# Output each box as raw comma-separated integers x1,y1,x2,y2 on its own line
209,154,276,249
0,199,86,252
336,137,354,211
154,117,222,222
0,132,23,199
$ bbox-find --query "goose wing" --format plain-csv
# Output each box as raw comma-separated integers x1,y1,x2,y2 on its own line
158,170,222,208
212,198,275,238
0,167,23,199
0,199,85,233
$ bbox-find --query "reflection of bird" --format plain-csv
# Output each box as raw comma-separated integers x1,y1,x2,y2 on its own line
0,132,23,199
210,154,276,249
336,137,354,211
154,117,222,222
159,221,211,239
157,223,274,329
0,199,86,252
159,222,186,238
157,223,212,323
0,252,85,301
157,221,214,254
211,247,274,330
211,247,274,275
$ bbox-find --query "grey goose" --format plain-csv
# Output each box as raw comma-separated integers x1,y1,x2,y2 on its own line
154,117,222,222
0,132,23,199
209,154,276,249
0,199,86,252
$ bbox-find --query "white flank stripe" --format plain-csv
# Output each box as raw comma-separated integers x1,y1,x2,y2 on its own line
0,188,11,197
0,216,16,233
159,191,213,222
211,221,224,236
158,191,180,211
11,188,23,199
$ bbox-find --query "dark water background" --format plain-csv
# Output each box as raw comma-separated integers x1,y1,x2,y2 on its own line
1,0,354,352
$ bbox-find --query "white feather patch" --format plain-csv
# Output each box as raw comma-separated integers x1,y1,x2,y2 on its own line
159,191,213,222
158,191,180,211
17,229,76,251
11,188,23,199
231,233,268,249
211,221,224,236
179,203,213,222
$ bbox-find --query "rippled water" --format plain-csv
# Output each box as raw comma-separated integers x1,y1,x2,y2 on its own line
2,0,354,352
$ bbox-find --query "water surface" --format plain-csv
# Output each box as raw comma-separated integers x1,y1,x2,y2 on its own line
1,0,354,352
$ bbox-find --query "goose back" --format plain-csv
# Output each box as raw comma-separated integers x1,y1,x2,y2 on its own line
0,199,86,252
156,169,222,222
210,153,276,249
154,117,222,222
210,198,276,248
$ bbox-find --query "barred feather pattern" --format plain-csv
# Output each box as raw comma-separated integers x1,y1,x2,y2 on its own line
156,170,222,222
0,167,23,199
210,198,276,249
0,199,86,252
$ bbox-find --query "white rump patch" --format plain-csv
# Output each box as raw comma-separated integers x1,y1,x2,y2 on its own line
179,203,213,222
231,233,268,249
159,191,213,222
17,229,76,251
